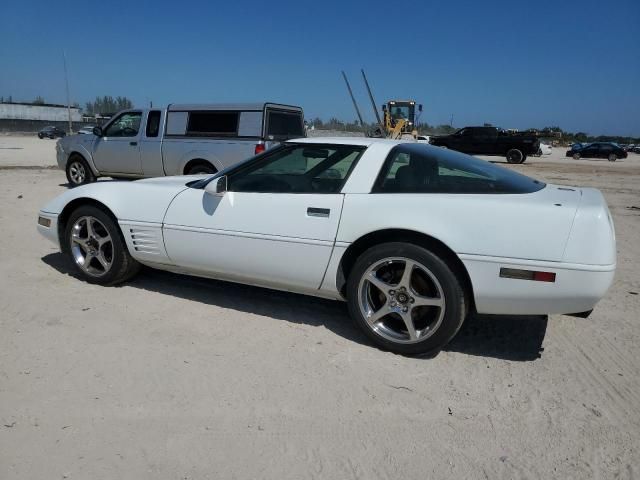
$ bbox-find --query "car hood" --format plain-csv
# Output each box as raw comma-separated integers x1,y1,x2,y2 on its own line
40,178,193,223
134,174,208,187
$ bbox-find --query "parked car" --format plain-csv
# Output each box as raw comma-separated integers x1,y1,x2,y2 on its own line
429,126,540,164
416,135,430,144
565,142,627,161
77,125,96,135
631,145,640,154
56,103,305,187
38,126,66,139
38,138,615,356
534,143,552,156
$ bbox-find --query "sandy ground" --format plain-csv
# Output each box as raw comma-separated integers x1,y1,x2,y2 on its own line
0,136,639,479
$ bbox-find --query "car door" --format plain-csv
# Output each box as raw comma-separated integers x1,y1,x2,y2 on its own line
580,144,598,158
92,111,143,174
449,129,471,152
162,144,365,292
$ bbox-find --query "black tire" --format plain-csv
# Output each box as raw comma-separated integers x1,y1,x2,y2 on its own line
38,133,44,139
573,153,581,160
608,153,617,162
186,162,216,175
506,149,524,164
63,205,140,286
65,154,96,187
346,242,468,356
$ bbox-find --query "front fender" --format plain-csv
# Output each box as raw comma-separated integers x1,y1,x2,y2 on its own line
39,180,189,223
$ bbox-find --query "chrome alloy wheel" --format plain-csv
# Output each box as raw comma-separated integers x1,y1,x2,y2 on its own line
357,257,446,344
70,216,113,277
68,161,86,184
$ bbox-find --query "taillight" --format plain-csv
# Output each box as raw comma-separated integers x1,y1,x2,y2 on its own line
255,143,266,155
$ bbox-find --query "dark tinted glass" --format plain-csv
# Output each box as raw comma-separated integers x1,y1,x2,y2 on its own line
228,144,364,193
374,143,545,194
146,110,161,137
187,112,238,136
266,110,304,138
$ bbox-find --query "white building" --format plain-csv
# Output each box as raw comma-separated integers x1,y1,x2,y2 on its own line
0,102,82,122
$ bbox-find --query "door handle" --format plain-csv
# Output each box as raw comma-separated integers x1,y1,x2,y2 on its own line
129,141,138,146
307,207,330,218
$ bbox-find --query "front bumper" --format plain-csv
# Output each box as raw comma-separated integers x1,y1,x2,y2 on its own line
37,211,60,249
55,142,66,170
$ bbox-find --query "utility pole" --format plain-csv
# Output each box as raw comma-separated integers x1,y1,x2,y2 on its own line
63,50,73,134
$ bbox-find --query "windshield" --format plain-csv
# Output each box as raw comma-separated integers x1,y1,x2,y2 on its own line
390,105,411,120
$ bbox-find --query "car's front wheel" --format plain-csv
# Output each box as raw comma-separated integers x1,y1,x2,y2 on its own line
64,205,140,285
608,153,617,162
347,242,467,356
573,153,581,160
66,154,96,187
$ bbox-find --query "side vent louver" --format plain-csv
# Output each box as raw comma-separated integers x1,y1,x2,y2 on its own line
128,227,160,255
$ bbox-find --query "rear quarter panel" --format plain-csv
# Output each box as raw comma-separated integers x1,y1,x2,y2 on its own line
337,185,581,262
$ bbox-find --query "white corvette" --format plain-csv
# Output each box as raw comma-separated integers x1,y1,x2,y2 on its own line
37,138,616,355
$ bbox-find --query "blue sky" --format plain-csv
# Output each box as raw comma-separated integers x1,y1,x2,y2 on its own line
1,0,639,135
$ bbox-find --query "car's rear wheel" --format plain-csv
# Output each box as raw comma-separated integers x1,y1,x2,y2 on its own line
64,205,140,285
38,133,44,139
506,148,525,164
608,153,617,162
66,154,95,187
347,242,467,356
573,153,581,160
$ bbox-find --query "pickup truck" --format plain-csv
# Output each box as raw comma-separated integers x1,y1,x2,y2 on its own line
429,126,540,164
56,102,305,186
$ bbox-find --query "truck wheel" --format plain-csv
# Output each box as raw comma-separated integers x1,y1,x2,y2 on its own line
608,153,617,162
506,149,524,164
66,154,96,187
186,163,216,175
573,153,581,160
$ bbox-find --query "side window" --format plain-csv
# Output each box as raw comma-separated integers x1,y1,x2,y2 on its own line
186,112,238,136
104,112,142,137
228,145,364,194
146,110,161,137
599,144,613,152
373,144,545,194
265,110,304,139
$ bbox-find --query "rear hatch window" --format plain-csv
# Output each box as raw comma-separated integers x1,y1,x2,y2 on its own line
265,110,304,140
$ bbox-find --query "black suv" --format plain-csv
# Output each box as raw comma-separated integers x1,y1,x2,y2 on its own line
565,142,627,162
38,126,66,139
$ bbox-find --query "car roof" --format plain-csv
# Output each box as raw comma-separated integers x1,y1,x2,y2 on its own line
288,136,408,147
167,102,302,112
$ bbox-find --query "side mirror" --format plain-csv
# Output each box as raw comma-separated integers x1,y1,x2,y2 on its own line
204,175,227,196
92,126,103,137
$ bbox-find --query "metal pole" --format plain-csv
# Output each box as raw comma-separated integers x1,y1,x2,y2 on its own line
341,71,365,129
361,69,385,134
63,50,72,134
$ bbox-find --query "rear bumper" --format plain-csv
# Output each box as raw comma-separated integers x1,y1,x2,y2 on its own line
461,254,615,315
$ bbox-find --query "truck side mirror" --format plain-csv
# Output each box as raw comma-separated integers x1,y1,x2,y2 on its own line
92,126,103,137
204,175,227,196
